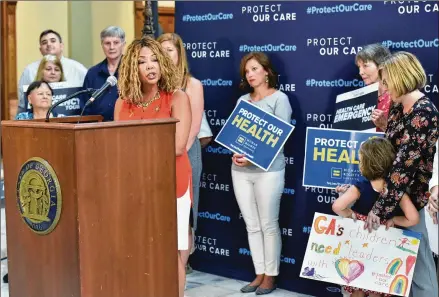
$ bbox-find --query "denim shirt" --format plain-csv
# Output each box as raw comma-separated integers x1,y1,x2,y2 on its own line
15,112,34,120
15,112,59,120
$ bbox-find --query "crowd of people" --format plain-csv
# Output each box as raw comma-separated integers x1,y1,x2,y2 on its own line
5,26,439,297
333,46,438,297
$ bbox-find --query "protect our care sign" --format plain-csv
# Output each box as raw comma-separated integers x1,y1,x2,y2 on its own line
301,212,420,296
303,127,383,189
24,82,83,116
215,99,294,171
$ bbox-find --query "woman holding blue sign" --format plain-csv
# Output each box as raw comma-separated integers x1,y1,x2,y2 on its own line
232,52,292,295
20,56,65,117
15,81,55,120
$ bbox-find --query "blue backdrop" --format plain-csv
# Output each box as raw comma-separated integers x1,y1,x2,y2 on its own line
175,2,438,296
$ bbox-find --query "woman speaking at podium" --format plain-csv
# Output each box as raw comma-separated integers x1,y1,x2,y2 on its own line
114,37,192,297
232,52,292,295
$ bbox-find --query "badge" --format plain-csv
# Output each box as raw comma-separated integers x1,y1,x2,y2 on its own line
16,157,62,235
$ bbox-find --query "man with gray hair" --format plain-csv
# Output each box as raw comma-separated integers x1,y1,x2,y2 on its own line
80,26,126,121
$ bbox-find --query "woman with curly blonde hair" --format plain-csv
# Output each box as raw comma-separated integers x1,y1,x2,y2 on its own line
114,36,192,297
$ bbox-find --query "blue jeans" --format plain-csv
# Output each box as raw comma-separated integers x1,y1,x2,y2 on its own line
188,138,202,231
408,209,438,297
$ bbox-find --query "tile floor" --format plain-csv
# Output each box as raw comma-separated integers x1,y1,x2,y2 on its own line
0,207,314,297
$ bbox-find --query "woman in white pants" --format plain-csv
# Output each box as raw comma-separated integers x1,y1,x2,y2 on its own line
232,52,292,295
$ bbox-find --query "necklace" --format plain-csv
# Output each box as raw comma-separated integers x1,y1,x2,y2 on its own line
135,91,161,112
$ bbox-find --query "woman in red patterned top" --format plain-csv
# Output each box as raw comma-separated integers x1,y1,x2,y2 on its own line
365,51,439,297
355,43,392,132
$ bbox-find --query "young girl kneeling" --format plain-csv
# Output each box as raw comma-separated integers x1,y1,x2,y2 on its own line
332,137,419,297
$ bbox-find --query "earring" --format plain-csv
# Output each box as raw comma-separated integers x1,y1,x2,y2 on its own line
265,75,269,83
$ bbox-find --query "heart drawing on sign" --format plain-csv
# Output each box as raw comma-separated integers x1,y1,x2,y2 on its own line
405,255,417,275
335,258,365,284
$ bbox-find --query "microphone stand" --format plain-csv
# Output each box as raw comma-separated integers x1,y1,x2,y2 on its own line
45,88,95,122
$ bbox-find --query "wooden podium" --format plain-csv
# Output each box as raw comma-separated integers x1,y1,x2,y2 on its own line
1,116,179,297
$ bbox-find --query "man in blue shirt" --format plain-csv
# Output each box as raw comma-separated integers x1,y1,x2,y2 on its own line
81,26,125,121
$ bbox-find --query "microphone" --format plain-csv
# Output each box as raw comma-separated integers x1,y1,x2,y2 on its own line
45,88,96,122
84,76,117,108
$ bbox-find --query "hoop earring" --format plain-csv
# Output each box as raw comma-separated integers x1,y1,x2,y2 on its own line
265,75,269,83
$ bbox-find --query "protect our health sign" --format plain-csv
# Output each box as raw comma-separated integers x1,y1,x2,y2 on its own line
303,127,384,189
215,99,294,171
301,213,420,296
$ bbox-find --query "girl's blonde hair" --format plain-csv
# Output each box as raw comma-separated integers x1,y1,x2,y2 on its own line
35,55,65,82
359,137,395,181
157,33,191,90
118,36,180,103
